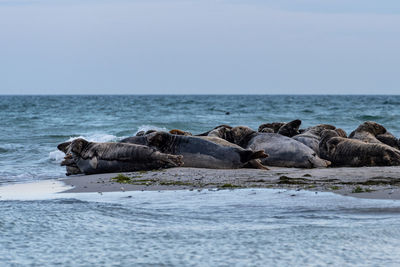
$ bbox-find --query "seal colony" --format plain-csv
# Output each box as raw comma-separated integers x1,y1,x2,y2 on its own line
58,120,400,175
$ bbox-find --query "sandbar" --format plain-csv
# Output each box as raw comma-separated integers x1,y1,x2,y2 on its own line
60,166,400,200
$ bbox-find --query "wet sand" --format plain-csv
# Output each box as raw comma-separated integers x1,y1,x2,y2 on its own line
60,166,400,200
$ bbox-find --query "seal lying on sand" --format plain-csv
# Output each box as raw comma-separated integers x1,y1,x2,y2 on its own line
57,138,183,175
57,142,83,175
293,124,336,154
196,136,270,170
319,130,400,167
121,130,268,170
120,136,149,146
229,126,330,168
142,131,267,169
349,121,399,149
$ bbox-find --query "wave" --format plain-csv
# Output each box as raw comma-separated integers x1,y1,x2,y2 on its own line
66,133,118,143
0,144,24,153
134,125,168,135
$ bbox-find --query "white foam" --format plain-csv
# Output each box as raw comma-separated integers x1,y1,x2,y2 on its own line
0,180,71,201
135,125,167,135
67,133,118,143
49,150,65,163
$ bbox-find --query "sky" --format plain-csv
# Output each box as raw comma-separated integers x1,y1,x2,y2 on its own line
0,0,400,94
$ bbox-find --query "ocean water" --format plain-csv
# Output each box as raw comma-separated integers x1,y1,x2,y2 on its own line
1,95,400,184
1,95,400,266
1,187,400,266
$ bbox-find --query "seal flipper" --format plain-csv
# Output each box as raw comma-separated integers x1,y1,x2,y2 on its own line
238,149,268,164
249,159,270,170
161,154,184,167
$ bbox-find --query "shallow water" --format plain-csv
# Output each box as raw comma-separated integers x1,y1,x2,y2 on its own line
1,95,400,184
2,95,400,266
0,188,400,266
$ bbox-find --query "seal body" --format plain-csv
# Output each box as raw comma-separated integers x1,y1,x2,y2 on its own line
229,126,330,168
349,121,400,149
376,133,400,150
277,119,302,137
258,122,285,133
293,124,336,155
246,133,330,168
349,121,387,143
146,132,267,169
58,138,183,175
320,130,400,167
196,125,232,137
196,136,270,170
120,136,149,146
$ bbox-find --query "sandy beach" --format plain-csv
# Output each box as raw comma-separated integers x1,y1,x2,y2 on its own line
60,166,400,200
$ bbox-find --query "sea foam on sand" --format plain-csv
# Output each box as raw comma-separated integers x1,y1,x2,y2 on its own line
0,180,70,201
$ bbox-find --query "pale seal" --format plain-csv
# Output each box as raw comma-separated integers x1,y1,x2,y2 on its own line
229,126,330,168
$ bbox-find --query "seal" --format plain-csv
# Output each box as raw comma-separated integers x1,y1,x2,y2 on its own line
196,136,270,170
277,119,302,137
196,125,232,137
319,129,400,167
349,121,400,149
57,142,83,175
349,121,387,143
258,120,301,137
258,122,284,133
293,124,336,155
120,135,149,146
355,121,399,148
57,138,183,175
229,126,330,168
376,133,400,150
136,130,157,137
169,129,193,136
144,131,267,169
334,128,348,138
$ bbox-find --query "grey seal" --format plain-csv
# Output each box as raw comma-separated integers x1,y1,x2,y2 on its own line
196,136,270,170
277,119,302,137
319,129,400,167
57,138,183,175
143,131,267,169
229,126,330,168
258,122,285,133
349,121,399,149
293,124,336,155
257,120,301,137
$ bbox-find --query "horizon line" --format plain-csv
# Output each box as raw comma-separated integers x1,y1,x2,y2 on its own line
1,93,400,96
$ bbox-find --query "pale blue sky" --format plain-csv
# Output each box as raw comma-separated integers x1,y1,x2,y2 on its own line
1,0,399,94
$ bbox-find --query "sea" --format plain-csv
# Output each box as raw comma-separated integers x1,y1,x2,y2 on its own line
1,95,400,266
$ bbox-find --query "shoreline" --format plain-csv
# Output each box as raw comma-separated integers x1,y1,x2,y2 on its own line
60,166,400,200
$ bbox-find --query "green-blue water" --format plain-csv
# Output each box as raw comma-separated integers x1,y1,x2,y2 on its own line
1,95,400,184
1,95,400,266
